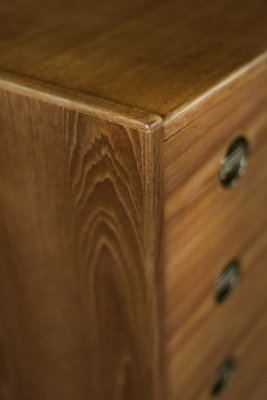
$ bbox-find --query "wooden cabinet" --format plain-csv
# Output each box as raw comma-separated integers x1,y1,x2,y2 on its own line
0,1,266,399
164,71,267,400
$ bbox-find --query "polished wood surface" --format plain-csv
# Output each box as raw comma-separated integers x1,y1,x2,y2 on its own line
163,71,267,399
0,89,162,400
0,1,267,399
0,0,266,122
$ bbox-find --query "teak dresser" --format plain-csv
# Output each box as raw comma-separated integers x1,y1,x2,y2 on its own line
0,1,267,399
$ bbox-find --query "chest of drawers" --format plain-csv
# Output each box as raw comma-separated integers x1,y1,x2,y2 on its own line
0,1,266,399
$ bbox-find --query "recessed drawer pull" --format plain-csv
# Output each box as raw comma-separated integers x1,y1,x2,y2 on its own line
215,260,240,303
211,358,235,397
220,136,248,187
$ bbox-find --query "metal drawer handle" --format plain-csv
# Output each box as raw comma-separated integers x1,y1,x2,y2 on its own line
220,136,248,187
215,260,240,303
211,358,235,397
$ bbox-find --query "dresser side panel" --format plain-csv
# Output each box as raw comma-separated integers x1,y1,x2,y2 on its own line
0,90,163,400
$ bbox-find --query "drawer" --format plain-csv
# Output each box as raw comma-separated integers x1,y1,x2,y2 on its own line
163,73,267,400
165,228,267,400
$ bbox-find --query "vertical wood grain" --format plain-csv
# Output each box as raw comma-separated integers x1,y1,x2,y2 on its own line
0,90,163,400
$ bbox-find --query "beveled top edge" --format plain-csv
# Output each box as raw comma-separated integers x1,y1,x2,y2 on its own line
0,69,162,133
163,50,267,140
1,0,267,122
1,49,266,139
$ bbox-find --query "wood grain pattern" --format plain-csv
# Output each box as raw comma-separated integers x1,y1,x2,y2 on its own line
163,54,267,139
0,2,267,399
0,89,163,400
0,70,162,133
163,72,267,399
0,0,266,121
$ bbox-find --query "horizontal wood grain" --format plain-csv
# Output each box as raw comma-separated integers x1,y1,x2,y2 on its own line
168,230,267,400
0,89,163,400
0,0,266,122
163,72,267,399
163,54,267,139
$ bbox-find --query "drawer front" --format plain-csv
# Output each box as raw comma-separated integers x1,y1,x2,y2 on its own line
163,72,267,400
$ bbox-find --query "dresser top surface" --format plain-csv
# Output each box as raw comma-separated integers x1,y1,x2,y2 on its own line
0,0,266,118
